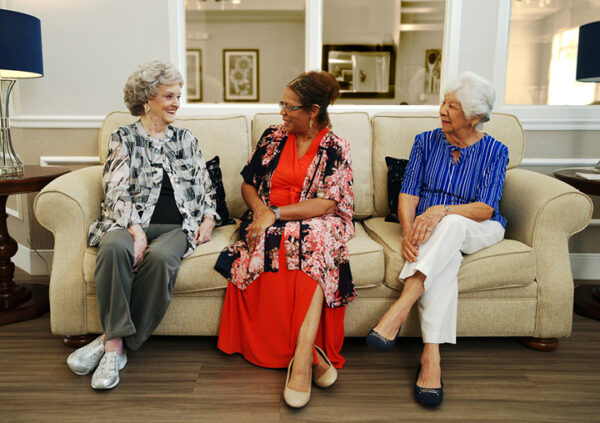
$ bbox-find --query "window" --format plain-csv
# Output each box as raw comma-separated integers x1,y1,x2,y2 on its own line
505,0,600,105
184,0,305,103
322,0,446,105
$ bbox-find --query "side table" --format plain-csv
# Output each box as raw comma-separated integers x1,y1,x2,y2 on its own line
553,167,600,320
0,165,69,325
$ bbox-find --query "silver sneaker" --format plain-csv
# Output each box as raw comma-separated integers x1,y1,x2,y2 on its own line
66,335,105,375
91,351,127,390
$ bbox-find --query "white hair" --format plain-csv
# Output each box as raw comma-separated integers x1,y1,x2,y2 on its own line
444,71,495,130
123,60,183,116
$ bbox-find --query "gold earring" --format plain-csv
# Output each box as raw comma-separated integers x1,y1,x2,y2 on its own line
309,118,313,128
144,104,150,114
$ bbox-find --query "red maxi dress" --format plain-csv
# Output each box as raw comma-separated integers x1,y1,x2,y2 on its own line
218,128,346,369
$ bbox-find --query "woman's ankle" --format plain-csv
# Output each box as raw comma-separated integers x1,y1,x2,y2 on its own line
104,337,123,355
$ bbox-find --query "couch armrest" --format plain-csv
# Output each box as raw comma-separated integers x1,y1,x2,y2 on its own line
33,165,104,335
501,168,593,338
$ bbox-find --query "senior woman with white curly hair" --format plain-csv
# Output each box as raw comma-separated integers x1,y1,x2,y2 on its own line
66,60,219,390
366,71,509,407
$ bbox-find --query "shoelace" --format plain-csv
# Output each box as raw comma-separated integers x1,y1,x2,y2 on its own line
97,354,117,378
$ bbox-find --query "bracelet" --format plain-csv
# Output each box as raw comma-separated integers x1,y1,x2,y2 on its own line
444,205,451,216
269,206,280,221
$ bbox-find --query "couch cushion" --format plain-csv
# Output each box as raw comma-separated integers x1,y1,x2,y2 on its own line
84,221,383,294
348,223,385,288
98,112,251,218
253,112,374,219
371,113,524,217
84,223,240,294
363,217,536,293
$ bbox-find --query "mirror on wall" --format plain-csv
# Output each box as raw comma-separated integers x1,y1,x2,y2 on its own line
323,45,395,98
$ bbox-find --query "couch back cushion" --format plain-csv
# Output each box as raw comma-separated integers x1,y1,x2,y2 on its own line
98,111,251,218
371,112,524,217
253,112,374,219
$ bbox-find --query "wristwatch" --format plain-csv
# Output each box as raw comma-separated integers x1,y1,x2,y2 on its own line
269,206,280,220
444,205,451,216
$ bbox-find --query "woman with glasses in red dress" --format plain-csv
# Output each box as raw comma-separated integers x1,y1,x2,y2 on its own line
215,71,355,408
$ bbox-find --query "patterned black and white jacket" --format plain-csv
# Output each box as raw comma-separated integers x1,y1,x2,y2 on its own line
88,121,219,257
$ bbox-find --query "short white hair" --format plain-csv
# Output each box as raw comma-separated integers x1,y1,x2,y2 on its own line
444,71,495,130
123,60,183,116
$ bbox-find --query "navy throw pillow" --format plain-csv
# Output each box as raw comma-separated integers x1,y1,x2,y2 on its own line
385,156,409,223
206,156,235,227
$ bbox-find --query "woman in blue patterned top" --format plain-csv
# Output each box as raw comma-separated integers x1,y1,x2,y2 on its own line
66,60,219,390
366,72,508,408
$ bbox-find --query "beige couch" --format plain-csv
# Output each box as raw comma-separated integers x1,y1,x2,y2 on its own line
34,111,593,349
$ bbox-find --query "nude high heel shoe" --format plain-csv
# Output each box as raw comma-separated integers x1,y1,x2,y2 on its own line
283,358,311,408
313,345,338,388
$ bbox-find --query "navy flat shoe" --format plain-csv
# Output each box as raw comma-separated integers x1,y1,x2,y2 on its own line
365,327,401,352
414,364,443,408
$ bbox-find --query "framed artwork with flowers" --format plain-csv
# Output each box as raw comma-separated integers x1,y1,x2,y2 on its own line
186,49,202,102
223,49,259,102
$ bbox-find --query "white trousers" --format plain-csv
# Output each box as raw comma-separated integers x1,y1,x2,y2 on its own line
399,214,505,344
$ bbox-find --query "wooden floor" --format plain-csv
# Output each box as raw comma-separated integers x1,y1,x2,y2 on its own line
1,274,600,422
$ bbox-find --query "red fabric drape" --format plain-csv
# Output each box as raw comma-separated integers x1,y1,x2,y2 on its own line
218,128,346,368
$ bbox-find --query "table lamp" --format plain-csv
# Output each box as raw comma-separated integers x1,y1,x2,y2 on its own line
0,9,43,176
576,20,600,172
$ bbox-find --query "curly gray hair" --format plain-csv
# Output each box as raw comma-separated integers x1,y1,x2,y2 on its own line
123,60,183,116
444,71,495,130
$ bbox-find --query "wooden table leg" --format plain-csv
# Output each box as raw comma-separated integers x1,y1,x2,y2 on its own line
574,285,600,321
0,195,48,325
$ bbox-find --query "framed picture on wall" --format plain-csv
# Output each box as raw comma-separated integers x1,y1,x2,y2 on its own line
186,49,202,102
223,49,259,102
424,49,441,94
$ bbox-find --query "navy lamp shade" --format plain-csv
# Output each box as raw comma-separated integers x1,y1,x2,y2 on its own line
0,9,43,175
576,21,600,82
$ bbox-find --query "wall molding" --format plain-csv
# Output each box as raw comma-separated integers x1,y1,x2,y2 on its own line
39,156,101,166
521,158,599,167
14,244,52,277
11,115,104,128
10,108,600,131
570,254,600,281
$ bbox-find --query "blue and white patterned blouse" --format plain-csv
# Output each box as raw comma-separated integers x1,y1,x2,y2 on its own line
400,128,509,228
88,121,219,257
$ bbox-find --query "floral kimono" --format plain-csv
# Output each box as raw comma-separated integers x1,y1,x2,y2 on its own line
215,125,356,308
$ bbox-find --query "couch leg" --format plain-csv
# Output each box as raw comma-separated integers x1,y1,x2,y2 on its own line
520,337,559,351
63,335,95,348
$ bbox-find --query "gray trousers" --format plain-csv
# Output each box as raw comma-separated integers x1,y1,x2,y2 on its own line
94,224,188,350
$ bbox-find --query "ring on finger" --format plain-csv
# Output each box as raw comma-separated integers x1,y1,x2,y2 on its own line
425,227,431,232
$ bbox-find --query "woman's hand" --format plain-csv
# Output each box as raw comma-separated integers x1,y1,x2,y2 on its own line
410,205,446,245
127,224,147,271
401,225,419,263
246,205,275,250
195,217,216,244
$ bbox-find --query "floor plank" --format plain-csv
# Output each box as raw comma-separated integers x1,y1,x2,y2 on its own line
1,273,599,422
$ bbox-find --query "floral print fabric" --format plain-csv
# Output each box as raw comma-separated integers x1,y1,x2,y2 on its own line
215,125,356,308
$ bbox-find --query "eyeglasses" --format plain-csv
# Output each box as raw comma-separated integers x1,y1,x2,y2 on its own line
278,101,303,112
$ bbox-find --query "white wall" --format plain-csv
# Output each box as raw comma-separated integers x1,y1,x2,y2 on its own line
456,0,501,80
186,11,305,103
7,0,170,116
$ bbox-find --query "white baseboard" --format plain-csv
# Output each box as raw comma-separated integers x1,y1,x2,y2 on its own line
14,244,52,276
570,254,600,281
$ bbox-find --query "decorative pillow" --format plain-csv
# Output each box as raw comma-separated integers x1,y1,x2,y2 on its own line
385,156,409,223
206,156,235,226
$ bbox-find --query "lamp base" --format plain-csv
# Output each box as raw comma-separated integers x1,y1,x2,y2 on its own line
0,164,24,176
0,79,25,177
